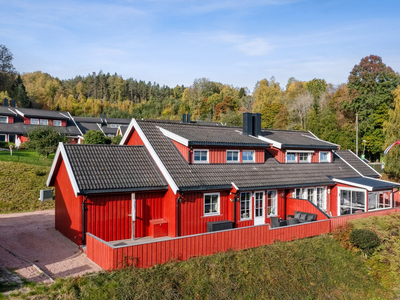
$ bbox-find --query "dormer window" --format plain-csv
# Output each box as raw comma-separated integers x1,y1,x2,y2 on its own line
286,153,297,163
243,150,255,163
40,119,48,125
31,118,39,125
53,120,62,126
319,151,330,163
193,150,208,163
0,116,7,123
299,153,311,163
226,150,239,163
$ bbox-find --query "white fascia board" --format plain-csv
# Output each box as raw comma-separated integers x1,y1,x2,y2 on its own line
307,131,318,139
7,108,17,116
347,149,381,178
286,149,315,153
333,151,363,177
158,127,189,147
131,119,179,194
59,112,70,119
96,123,106,136
46,142,80,197
256,135,282,149
68,112,83,136
120,119,135,145
331,178,372,191
231,182,239,191
302,134,340,147
15,109,24,117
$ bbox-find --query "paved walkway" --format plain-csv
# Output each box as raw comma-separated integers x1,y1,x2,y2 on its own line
0,210,102,285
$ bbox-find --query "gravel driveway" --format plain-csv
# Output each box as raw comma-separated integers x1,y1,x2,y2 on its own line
0,210,102,284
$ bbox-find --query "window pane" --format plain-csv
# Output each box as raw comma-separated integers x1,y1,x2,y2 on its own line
31,119,39,125
9,135,15,143
0,116,7,123
243,151,254,162
240,192,251,219
287,153,296,162
54,120,62,126
40,119,48,125
0,135,5,142
204,194,219,215
267,190,277,216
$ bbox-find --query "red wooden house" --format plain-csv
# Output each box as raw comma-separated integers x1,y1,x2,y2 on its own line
47,112,399,254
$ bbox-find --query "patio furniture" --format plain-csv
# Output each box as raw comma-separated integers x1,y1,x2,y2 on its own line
270,217,287,228
287,218,300,225
287,211,317,223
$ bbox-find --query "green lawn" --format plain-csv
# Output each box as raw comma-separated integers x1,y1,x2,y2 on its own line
15,235,392,300
0,161,54,213
0,149,54,167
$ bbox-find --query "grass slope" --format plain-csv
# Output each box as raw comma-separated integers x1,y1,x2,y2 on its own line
21,235,391,300
0,161,53,213
0,150,54,167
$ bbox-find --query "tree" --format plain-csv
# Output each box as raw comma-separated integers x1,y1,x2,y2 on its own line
345,55,400,159
27,126,67,157
289,91,313,129
83,130,106,144
0,45,15,73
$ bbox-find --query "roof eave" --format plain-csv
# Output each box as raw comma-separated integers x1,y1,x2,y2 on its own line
282,144,339,150
78,186,169,195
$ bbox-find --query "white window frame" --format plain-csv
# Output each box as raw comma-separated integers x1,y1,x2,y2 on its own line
286,152,297,163
293,186,327,210
242,150,255,163
299,152,311,163
31,118,39,125
204,192,220,216
316,187,327,210
267,190,278,216
0,116,8,123
368,190,392,211
226,150,240,163
240,192,252,220
319,151,331,163
53,120,62,127
40,119,48,125
337,186,366,216
193,149,209,164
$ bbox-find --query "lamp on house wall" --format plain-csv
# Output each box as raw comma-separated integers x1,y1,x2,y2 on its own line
328,189,331,194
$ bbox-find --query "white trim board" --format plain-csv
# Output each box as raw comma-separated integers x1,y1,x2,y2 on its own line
125,119,179,194
332,178,383,192
286,149,315,153
46,142,80,197
256,135,282,149
158,127,189,147
120,119,135,145
68,112,83,136
333,151,363,177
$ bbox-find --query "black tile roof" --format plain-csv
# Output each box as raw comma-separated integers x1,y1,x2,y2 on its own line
73,116,102,123
138,120,361,191
105,118,131,125
0,107,17,116
336,177,399,190
335,150,380,178
76,122,101,135
15,108,70,120
159,122,270,147
101,125,118,136
64,144,168,193
260,129,339,149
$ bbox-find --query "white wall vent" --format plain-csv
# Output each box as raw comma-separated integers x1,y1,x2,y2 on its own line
39,189,54,201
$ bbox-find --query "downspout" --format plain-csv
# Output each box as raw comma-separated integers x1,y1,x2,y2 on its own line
188,146,192,164
177,191,183,237
82,195,89,245
231,192,240,228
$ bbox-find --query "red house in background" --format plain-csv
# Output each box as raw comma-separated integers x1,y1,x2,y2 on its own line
47,112,399,252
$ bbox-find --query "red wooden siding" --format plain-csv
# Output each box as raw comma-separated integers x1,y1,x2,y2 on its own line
172,140,189,162
286,198,329,221
163,187,178,237
8,116,14,123
126,129,144,146
179,191,230,236
61,120,67,127
86,194,132,242
54,160,83,245
86,219,331,270
23,117,29,124
190,147,265,164
135,191,165,238
267,147,285,163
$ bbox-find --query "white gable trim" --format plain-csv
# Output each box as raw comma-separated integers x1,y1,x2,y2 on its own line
333,151,363,177
286,149,315,153
7,108,17,115
120,119,135,145
347,149,381,178
15,109,24,117
331,178,372,191
158,127,189,147
123,119,179,194
256,135,282,149
46,142,80,197
68,112,83,135
231,182,239,191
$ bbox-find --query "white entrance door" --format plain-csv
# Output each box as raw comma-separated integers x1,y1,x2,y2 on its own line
254,191,265,225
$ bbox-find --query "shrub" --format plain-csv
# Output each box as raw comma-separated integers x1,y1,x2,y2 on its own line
83,130,106,144
0,141,8,148
112,135,122,145
350,228,380,254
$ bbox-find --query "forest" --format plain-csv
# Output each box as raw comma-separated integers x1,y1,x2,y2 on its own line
1,44,400,177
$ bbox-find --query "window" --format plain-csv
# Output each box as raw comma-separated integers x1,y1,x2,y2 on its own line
316,187,326,210
8,135,15,143
226,150,239,163
0,116,7,123
0,134,5,142
294,188,303,199
339,188,365,215
286,152,297,163
240,192,252,220
242,150,255,163
31,118,39,125
40,119,48,125
109,124,119,128
193,150,208,163
267,190,277,216
53,120,62,126
293,187,326,210
306,188,314,202
319,151,330,163
299,153,311,163
368,191,391,211
204,193,219,216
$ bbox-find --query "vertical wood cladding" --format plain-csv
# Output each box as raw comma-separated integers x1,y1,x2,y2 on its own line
267,147,285,162
126,129,144,145
54,160,83,245
171,140,189,162
286,198,329,221
8,116,14,123
135,191,165,238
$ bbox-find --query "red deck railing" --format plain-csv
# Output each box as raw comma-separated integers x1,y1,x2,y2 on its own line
86,207,400,270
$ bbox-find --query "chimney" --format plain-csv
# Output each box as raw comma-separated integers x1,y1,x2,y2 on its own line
103,113,106,120
242,112,253,136
252,113,261,137
187,113,191,123
10,99,15,107
3,98,8,107
182,114,187,123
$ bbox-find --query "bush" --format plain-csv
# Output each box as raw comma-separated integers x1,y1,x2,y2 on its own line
112,135,122,145
0,141,8,148
83,130,106,144
350,229,380,254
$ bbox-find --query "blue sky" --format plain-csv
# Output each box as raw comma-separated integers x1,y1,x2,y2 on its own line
1,0,399,91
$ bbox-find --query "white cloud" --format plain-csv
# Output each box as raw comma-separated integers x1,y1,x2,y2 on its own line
218,33,273,56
